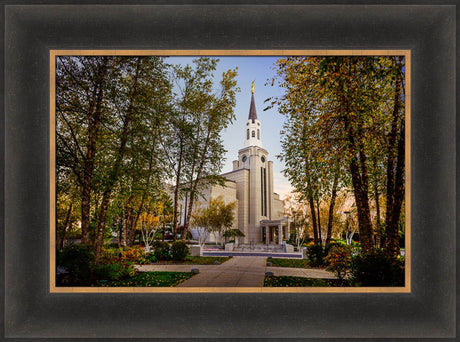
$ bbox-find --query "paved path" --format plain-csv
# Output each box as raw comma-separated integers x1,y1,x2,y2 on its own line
136,256,336,287
266,266,336,279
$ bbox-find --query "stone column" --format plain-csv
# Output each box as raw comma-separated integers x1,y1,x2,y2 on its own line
278,224,283,244
265,225,269,245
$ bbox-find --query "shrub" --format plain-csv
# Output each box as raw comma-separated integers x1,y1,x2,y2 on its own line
171,240,189,261
121,246,146,264
307,244,326,266
57,244,95,281
100,246,147,264
152,240,170,261
350,249,405,286
100,247,119,263
145,252,157,264
325,245,353,279
94,260,137,281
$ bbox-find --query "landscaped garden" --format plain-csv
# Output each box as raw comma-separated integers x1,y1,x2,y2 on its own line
165,256,231,265
264,241,405,287
267,257,312,268
97,271,193,287
56,241,203,287
264,276,349,287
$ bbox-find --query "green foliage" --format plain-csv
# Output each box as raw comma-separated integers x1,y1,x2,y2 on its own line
269,56,406,254
324,240,347,258
145,252,157,264
97,271,193,287
266,257,311,268
170,241,189,261
99,247,120,263
264,276,329,287
307,244,326,267
100,245,147,264
151,240,170,261
57,244,95,281
325,245,353,279
56,56,173,255
164,58,239,237
191,196,236,245
350,249,405,286
222,229,245,238
183,256,231,265
93,261,137,281
120,246,146,264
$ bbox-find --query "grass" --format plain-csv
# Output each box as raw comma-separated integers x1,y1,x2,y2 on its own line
154,256,231,265
264,275,351,287
267,257,313,268
97,271,193,287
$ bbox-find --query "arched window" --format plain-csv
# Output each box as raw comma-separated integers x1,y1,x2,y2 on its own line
252,130,255,138
247,129,249,139
257,129,260,139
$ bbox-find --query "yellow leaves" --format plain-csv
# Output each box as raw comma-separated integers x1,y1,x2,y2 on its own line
137,211,160,230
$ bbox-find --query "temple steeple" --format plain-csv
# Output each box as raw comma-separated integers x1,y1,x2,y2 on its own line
248,93,258,123
244,82,262,148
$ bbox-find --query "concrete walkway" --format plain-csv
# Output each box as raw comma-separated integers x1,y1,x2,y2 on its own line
136,256,336,287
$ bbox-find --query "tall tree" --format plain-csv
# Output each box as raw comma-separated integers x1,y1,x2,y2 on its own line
384,57,405,258
56,56,172,262
56,56,111,244
269,56,405,255
93,57,172,261
162,58,239,240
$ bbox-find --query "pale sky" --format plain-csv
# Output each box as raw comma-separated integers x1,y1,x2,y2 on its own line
167,56,294,200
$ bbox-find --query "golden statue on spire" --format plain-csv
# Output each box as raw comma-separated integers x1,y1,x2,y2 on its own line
251,80,255,94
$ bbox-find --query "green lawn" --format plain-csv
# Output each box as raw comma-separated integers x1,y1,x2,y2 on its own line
98,271,193,287
184,256,231,265
264,275,350,287
267,257,312,268
155,256,231,265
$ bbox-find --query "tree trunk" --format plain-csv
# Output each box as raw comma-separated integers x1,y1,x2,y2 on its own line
80,59,108,244
183,118,212,241
121,208,127,247
58,203,73,249
126,206,135,246
342,101,374,253
94,58,141,263
172,139,184,241
326,174,338,243
348,159,374,254
386,125,405,259
374,185,381,249
316,200,322,244
385,65,404,259
308,196,319,244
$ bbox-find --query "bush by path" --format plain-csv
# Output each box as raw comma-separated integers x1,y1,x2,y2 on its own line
154,256,231,265
264,275,350,287
266,257,313,268
97,271,193,287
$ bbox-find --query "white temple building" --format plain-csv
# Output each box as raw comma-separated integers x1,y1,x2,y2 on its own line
187,85,288,245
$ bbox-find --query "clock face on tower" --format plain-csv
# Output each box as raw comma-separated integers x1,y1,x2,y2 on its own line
242,156,247,162
261,156,265,163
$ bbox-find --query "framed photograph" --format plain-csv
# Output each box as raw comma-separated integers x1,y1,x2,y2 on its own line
3,2,455,340
51,50,411,294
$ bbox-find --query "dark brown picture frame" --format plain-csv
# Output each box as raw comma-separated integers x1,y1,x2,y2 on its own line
2,2,456,340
